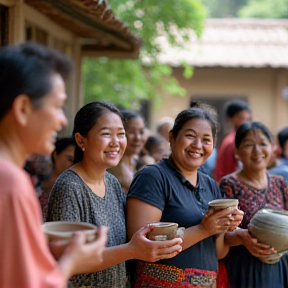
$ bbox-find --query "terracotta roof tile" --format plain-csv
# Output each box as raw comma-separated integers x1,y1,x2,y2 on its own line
156,19,288,68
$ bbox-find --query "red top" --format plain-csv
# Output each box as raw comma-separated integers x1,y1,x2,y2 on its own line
213,131,238,182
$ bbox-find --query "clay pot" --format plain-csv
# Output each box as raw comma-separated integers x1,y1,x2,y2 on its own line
208,199,239,211
147,222,178,241
248,208,288,264
208,199,239,232
43,221,98,258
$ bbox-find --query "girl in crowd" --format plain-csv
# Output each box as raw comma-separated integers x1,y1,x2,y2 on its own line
220,121,288,288
47,102,183,287
0,42,108,288
126,103,244,287
108,109,146,193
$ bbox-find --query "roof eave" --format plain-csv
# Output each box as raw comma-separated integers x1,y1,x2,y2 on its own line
24,0,142,58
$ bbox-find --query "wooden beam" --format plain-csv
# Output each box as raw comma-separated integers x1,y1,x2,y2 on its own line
24,0,140,51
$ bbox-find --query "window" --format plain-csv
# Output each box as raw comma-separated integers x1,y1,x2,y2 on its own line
25,22,48,45
0,4,9,47
53,37,72,55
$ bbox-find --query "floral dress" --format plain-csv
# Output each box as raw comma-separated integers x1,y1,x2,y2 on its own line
219,173,288,288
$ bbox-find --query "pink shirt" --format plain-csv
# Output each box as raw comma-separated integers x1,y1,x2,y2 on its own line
0,160,66,288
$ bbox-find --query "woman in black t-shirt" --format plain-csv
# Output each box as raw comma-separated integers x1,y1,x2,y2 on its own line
127,103,244,287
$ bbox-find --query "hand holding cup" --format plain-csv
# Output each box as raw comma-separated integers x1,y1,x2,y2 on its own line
208,199,244,231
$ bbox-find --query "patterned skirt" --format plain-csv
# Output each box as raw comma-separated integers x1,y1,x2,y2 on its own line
133,262,217,288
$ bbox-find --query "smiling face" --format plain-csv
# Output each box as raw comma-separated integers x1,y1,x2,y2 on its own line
236,129,271,171
125,117,145,156
81,111,127,170
24,74,68,155
169,118,214,174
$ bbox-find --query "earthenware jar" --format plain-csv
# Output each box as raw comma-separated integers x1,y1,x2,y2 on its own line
248,208,288,264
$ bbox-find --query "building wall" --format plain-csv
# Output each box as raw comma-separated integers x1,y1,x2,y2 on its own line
0,0,83,136
151,67,288,138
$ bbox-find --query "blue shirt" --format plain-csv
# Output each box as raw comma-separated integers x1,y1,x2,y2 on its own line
128,158,222,271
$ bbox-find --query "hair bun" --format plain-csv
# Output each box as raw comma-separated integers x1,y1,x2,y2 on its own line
190,101,201,108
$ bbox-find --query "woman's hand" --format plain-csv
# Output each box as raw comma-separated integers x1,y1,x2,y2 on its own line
199,207,243,237
57,226,109,276
127,225,183,262
225,207,244,231
236,228,276,257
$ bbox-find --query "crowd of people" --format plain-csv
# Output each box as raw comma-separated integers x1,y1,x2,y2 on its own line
1,42,288,288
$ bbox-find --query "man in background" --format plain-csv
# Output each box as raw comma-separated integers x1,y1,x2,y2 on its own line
213,99,252,182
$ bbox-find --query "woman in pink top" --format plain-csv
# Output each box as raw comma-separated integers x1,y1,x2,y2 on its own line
0,42,109,288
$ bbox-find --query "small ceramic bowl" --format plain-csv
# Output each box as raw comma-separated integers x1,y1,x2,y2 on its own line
147,222,178,241
208,199,239,232
43,221,98,258
208,199,239,211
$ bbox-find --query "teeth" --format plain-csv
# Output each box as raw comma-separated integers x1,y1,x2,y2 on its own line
106,151,118,155
189,152,201,158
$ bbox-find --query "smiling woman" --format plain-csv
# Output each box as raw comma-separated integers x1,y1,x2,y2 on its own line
47,101,183,287
126,103,244,287
108,109,146,193
0,42,108,288
219,121,288,288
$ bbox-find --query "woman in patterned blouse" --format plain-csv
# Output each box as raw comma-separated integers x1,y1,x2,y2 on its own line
47,101,183,287
220,121,288,288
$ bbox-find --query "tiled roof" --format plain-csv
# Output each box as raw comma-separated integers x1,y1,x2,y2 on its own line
156,19,288,68
25,0,142,56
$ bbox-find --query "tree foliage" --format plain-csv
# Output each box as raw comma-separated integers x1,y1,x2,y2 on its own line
202,0,248,18
83,0,206,108
238,0,288,18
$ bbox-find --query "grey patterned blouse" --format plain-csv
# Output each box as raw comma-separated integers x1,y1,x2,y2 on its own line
47,169,127,288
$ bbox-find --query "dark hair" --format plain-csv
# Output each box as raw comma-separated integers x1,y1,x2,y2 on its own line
225,99,251,118
120,109,143,127
73,101,124,164
145,135,164,153
51,137,75,164
0,41,73,121
235,121,272,148
171,102,218,143
277,126,288,152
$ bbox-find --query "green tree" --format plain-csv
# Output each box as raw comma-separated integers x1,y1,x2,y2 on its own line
238,0,288,18
202,0,248,18
83,0,206,108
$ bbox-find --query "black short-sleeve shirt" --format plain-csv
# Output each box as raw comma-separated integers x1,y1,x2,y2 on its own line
128,158,222,271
